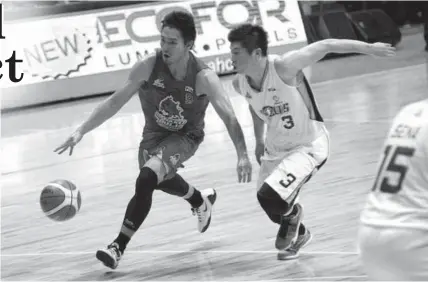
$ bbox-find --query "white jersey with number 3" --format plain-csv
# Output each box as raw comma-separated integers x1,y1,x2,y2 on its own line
236,55,328,160
360,100,428,230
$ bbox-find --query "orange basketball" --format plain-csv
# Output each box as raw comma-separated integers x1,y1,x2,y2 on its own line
40,179,82,221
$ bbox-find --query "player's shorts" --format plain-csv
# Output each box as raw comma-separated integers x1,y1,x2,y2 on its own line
257,133,329,204
138,132,201,180
358,224,428,280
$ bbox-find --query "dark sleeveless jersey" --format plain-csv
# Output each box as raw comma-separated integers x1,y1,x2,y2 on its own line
138,50,210,142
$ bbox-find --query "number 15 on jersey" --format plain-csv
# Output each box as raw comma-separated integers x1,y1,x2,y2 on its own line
372,144,415,194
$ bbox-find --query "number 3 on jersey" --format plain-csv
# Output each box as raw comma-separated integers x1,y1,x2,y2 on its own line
372,145,415,194
282,115,294,129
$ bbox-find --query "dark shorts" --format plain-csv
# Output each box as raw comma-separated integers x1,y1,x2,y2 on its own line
138,132,201,179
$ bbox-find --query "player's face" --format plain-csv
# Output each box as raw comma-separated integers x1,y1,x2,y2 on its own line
230,42,254,73
160,26,192,65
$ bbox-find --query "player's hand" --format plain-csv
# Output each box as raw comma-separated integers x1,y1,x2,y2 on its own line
255,142,264,165
369,42,396,57
54,130,83,156
237,154,252,183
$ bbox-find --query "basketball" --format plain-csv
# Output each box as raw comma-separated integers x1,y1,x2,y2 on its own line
40,179,82,221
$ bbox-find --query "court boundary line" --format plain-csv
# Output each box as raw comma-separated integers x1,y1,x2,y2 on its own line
282,275,367,281
1,250,359,257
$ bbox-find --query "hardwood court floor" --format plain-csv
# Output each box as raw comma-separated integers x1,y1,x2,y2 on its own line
1,57,427,280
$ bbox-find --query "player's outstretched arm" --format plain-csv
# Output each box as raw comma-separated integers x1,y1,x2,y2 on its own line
278,39,396,78
54,56,155,156
197,69,252,183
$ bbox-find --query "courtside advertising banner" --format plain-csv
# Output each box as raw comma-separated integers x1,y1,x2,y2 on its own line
1,0,308,109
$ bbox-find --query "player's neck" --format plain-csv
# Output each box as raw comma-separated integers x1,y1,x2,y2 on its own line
168,52,190,81
245,58,268,91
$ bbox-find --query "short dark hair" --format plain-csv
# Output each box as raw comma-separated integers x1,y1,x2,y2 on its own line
227,24,268,56
161,11,196,46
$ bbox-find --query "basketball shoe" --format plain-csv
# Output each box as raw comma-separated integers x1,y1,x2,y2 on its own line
96,242,122,269
275,203,303,250
277,228,312,260
192,188,217,233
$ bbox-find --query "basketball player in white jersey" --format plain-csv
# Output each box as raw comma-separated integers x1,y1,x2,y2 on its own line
358,99,428,280
227,24,395,260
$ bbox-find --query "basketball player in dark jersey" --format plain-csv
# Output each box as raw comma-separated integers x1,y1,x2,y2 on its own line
54,11,252,269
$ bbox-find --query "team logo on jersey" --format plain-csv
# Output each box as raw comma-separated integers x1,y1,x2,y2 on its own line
153,78,165,89
155,96,187,131
261,103,290,117
273,95,281,104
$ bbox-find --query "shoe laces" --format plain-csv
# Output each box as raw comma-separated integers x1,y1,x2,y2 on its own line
108,242,122,258
191,203,205,222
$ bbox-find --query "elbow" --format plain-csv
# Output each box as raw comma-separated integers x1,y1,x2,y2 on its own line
108,94,125,112
100,96,122,119
318,39,336,53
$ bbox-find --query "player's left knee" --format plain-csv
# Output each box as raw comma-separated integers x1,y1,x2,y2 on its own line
135,167,158,196
257,183,291,215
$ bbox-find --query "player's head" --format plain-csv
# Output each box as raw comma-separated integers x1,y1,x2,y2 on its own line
228,24,268,73
160,11,196,65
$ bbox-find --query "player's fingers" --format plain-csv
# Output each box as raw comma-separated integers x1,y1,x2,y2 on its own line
57,146,69,155
241,166,248,183
54,143,66,153
237,169,242,183
69,145,74,156
247,171,252,182
242,168,247,183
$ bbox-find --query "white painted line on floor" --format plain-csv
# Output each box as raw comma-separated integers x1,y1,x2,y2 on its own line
1,250,359,257
282,275,367,281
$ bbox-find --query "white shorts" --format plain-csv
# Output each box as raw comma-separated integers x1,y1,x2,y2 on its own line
257,133,329,203
358,224,428,280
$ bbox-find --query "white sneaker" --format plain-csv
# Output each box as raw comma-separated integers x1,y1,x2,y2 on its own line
192,188,217,233
96,242,122,269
